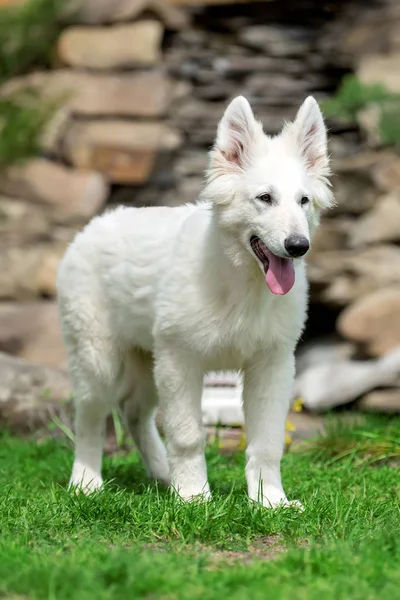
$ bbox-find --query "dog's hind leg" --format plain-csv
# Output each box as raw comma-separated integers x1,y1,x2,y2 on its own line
66,336,121,495
123,350,170,486
70,387,109,494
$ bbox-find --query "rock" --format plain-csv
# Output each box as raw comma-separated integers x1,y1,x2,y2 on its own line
372,156,400,192
358,389,400,413
287,412,326,443
308,245,400,305
358,52,400,93
334,2,398,65
328,134,361,160
0,243,66,300
169,0,270,3
0,352,71,431
2,70,172,118
210,56,305,77
174,151,208,178
202,383,243,426
331,152,400,212
172,98,294,140
0,160,108,224
147,0,189,29
296,347,400,412
331,171,377,215
0,302,66,369
204,372,240,387
57,21,163,69
333,151,399,176
40,107,70,155
36,247,64,298
0,196,51,244
165,177,203,206
311,218,351,253
245,73,312,104
206,427,246,454
63,121,181,184
296,337,355,376
239,25,311,57
357,104,382,147
350,193,400,247
66,0,188,29
196,81,236,101
337,288,400,356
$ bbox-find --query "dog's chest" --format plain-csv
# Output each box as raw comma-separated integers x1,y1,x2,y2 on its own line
190,285,305,368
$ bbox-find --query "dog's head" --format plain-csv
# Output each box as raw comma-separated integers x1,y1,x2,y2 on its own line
204,96,333,295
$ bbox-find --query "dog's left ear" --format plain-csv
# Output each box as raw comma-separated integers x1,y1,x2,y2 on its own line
287,96,333,210
290,96,328,175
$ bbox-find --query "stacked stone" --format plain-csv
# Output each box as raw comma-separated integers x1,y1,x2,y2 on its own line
0,0,188,369
0,0,399,420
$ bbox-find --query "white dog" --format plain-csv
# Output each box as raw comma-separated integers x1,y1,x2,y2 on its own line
57,95,333,507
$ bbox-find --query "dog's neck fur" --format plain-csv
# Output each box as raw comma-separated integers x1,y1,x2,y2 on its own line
203,203,272,296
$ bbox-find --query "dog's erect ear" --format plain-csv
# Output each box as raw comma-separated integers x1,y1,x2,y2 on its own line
287,96,333,209
214,96,259,171
291,96,328,173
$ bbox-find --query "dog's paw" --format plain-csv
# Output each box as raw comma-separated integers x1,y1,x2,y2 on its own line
171,484,211,504
277,498,304,511
249,484,304,511
257,497,304,511
69,465,103,495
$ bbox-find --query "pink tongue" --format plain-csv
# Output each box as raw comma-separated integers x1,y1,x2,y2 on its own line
265,252,295,295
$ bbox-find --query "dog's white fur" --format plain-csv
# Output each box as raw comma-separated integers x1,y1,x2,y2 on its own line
57,96,333,507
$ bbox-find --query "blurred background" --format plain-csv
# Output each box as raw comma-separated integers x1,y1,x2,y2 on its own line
0,0,399,442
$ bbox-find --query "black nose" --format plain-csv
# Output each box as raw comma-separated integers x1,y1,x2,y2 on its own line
284,235,310,258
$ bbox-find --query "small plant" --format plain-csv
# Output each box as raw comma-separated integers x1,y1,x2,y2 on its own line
378,103,400,146
0,89,59,167
322,74,396,121
322,74,400,147
0,0,63,84
0,0,64,168
295,416,400,466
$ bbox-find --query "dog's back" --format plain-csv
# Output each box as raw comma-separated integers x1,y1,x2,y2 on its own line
57,203,198,352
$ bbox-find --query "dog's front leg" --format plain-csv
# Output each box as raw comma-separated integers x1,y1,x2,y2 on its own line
243,348,301,509
154,342,210,501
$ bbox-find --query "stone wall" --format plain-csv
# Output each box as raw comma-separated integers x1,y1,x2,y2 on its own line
0,0,400,420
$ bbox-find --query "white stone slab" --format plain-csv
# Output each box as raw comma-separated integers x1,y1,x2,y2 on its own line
202,372,244,426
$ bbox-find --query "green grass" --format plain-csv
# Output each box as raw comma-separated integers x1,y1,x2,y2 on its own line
1,415,400,599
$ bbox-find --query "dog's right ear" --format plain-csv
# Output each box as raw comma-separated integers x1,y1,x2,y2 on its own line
211,96,260,173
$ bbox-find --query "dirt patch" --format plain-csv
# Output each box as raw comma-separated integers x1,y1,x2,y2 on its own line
206,536,288,567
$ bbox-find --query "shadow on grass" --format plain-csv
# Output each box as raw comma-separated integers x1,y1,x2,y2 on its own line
103,453,165,495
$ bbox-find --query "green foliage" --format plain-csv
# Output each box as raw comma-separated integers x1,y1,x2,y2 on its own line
379,103,400,146
0,0,63,168
0,89,58,167
322,74,396,121
322,74,400,146
0,0,62,84
0,415,400,598
295,415,400,465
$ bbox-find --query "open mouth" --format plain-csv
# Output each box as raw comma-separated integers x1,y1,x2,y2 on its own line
250,235,295,295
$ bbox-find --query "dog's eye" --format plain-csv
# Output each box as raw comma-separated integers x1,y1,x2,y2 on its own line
257,193,272,204
300,196,309,206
